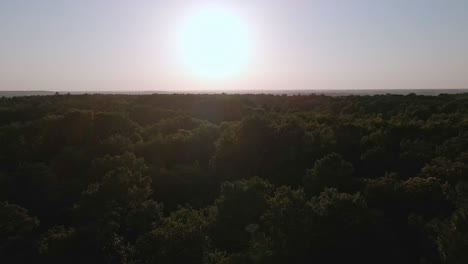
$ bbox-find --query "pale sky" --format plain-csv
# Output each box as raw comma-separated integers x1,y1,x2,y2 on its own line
1,0,468,91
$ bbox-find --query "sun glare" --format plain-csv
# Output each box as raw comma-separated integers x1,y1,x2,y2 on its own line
176,7,252,80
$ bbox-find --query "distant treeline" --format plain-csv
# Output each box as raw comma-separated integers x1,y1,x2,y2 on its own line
1,88,468,97
1,93,468,263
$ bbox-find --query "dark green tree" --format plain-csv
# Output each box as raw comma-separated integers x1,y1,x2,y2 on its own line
303,153,356,196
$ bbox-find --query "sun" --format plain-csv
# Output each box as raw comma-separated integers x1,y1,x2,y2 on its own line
176,7,252,80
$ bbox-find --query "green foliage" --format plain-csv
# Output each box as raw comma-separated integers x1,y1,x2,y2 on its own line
135,207,211,264
0,201,39,262
211,177,273,252
76,166,158,236
37,226,80,263
420,157,468,183
303,153,356,195
252,188,393,263
437,208,468,263
0,201,39,242
0,93,468,262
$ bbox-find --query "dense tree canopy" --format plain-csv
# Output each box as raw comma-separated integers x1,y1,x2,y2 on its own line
0,93,468,263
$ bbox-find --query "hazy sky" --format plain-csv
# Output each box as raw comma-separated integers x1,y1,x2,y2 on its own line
1,0,468,91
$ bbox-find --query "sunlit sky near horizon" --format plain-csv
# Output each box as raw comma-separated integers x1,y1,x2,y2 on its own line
1,0,468,91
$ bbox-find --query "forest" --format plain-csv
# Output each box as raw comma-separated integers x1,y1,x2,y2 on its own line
1,92,468,264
